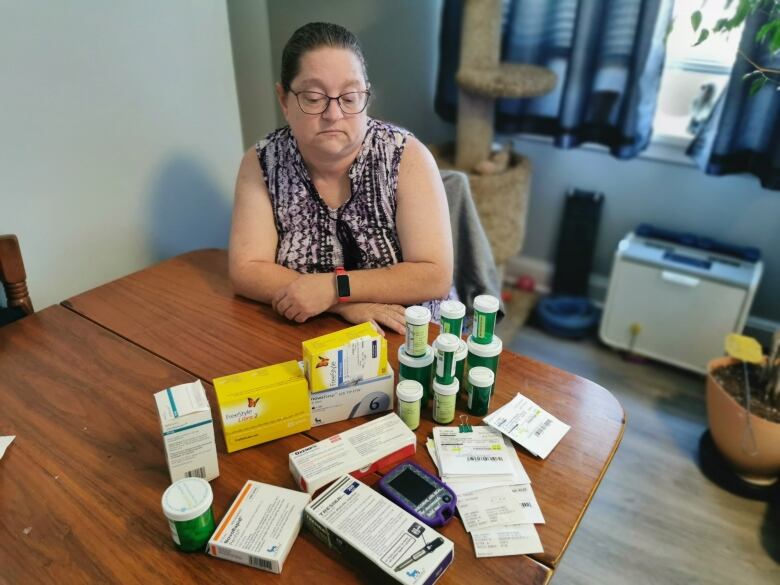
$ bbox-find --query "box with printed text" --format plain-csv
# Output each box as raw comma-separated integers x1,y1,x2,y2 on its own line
308,364,395,427
154,380,219,482
289,413,416,494
213,361,311,453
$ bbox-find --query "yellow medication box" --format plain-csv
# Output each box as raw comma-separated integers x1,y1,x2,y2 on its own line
213,361,311,453
302,322,388,393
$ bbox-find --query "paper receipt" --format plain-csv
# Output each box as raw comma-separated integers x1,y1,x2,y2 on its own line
483,393,570,458
471,524,543,557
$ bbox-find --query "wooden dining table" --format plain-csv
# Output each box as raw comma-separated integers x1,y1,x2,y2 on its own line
1,248,624,584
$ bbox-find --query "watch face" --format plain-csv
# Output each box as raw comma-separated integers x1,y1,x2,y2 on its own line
337,274,351,298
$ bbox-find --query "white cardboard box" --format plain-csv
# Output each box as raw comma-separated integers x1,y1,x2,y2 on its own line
305,475,454,584
309,364,395,427
208,481,311,574
289,413,416,494
154,380,219,482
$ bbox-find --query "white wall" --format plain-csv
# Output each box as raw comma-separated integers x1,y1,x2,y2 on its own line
0,1,243,310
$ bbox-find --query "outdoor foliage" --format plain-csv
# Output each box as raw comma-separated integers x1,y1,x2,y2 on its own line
691,0,780,93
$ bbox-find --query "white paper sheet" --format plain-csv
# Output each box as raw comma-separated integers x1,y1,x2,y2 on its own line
508,484,545,524
484,393,570,458
457,485,530,532
0,435,15,459
433,426,515,476
471,524,543,557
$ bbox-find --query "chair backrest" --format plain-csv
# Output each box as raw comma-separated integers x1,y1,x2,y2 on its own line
0,235,34,315
439,170,502,312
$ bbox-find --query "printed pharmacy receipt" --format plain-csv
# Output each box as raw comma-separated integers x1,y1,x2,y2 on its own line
484,393,570,458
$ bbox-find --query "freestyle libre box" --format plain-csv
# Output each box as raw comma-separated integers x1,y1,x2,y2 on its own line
308,363,395,427
305,475,454,585
302,322,388,392
154,380,219,482
209,480,311,573
289,413,416,494
213,361,311,453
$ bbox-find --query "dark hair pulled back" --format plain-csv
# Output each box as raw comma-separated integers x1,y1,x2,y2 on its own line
280,22,368,91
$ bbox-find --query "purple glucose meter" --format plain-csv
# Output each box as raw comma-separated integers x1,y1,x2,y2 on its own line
378,462,457,527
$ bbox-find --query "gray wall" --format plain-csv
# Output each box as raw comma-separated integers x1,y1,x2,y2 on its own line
514,138,780,323
0,1,243,310
228,0,279,149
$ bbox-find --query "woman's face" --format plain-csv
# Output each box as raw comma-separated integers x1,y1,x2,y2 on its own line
277,47,369,160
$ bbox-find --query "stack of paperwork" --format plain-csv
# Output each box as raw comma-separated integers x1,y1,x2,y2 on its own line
427,425,545,557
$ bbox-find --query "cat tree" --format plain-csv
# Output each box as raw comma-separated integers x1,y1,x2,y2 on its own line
432,0,556,278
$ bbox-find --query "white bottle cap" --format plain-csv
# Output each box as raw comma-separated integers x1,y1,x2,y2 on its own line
473,295,500,314
398,344,435,367
434,333,460,353
396,380,423,402
468,366,495,388
432,378,459,396
467,334,503,357
161,477,213,522
405,305,432,326
440,300,466,320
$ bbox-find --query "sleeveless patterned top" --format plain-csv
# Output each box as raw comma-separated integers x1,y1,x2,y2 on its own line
256,118,454,318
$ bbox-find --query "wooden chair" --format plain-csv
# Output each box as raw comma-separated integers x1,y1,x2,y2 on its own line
0,235,34,317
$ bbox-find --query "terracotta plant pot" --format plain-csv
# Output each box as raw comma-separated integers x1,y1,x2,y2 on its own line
706,356,780,485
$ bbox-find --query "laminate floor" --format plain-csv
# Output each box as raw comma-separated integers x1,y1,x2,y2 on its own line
507,326,780,584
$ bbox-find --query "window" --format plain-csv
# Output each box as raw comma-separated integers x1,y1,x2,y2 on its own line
653,1,744,143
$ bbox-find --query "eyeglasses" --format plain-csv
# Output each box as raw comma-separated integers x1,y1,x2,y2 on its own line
290,89,371,115
336,218,367,270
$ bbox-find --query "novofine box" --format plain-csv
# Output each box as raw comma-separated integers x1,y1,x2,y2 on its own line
154,380,219,482
304,475,454,584
308,364,394,427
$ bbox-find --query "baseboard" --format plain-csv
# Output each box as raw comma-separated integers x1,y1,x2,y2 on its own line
506,255,778,348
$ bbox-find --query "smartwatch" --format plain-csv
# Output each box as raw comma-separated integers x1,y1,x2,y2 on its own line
335,266,350,302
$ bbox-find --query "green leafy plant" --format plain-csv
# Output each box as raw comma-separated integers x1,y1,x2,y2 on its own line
691,0,780,94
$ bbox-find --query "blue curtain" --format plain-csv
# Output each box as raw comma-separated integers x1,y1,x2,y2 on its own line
435,0,673,159
688,11,780,190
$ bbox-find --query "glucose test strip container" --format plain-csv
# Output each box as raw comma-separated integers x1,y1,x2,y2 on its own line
396,380,423,430
161,477,216,552
398,345,434,407
404,306,431,358
472,295,500,344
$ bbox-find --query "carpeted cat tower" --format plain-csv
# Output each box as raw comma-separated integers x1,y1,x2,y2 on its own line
431,0,556,281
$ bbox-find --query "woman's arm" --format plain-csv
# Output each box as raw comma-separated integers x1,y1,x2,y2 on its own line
228,148,301,302
272,137,454,319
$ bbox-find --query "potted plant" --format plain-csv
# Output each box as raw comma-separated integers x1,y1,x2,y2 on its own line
706,333,780,485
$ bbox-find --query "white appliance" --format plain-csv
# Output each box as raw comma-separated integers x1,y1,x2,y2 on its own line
599,231,763,374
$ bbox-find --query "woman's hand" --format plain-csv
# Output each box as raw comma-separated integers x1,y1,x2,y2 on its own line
331,303,407,335
272,273,337,322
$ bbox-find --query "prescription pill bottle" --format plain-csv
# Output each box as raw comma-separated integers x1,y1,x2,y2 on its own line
466,334,502,394
161,477,215,552
467,366,495,416
396,380,424,431
454,338,468,390
472,295,500,345
405,306,431,358
398,345,434,407
432,378,459,424
433,333,460,385
439,300,466,338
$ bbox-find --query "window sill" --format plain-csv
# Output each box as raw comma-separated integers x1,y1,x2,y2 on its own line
506,132,697,167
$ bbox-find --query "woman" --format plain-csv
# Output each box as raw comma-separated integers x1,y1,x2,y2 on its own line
229,22,454,335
